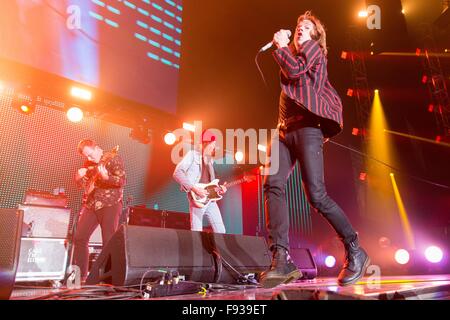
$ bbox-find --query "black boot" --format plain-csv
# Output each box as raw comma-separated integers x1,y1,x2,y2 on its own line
337,235,370,286
259,246,302,289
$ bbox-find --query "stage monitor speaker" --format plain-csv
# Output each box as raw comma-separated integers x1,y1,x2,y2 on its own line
86,225,272,286
289,248,317,280
86,225,216,286
0,209,23,300
209,233,271,283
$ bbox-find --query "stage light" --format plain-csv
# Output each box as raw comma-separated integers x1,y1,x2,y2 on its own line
358,10,368,18
401,9,405,14
359,172,367,181
182,122,196,132
13,99,35,115
340,51,348,60
164,132,176,145
352,128,359,136
257,144,267,152
428,104,434,112
415,48,421,56
435,135,441,143
395,249,410,265
390,174,415,249
66,107,84,123
374,89,379,94
235,151,244,162
347,88,354,97
325,256,336,268
422,75,428,84
71,86,92,101
425,246,443,263
378,237,391,248
20,105,31,113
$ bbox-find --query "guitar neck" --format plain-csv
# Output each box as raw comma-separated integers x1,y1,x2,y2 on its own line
224,178,246,187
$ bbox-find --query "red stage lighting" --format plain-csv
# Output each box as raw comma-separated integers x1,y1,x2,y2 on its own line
428,104,434,112
435,135,442,143
421,75,428,84
341,51,348,60
347,88,354,97
359,172,367,181
352,128,359,136
415,48,421,56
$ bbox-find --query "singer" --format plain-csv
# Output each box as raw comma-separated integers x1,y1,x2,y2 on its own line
260,11,370,288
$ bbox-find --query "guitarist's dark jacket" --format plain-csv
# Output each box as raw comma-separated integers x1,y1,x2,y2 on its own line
76,153,126,211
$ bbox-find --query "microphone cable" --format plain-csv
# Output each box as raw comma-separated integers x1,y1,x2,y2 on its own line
255,50,269,88
328,140,450,190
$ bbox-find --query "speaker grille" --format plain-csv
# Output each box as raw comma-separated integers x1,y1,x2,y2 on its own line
0,209,23,268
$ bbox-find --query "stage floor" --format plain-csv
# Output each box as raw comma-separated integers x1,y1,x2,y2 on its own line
10,274,450,300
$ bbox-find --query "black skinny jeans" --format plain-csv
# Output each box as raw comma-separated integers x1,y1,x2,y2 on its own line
264,126,356,251
72,203,121,279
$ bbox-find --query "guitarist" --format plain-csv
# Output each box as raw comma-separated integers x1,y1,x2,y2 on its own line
73,139,126,282
173,131,227,233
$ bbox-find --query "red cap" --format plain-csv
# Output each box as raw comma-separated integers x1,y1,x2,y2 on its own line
201,129,216,143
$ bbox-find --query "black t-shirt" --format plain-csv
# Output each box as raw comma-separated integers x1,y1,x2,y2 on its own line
279,91,321,132
199,158,211,183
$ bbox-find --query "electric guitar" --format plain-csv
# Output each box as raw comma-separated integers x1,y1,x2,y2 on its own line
83,145,119,201
190,175,255,208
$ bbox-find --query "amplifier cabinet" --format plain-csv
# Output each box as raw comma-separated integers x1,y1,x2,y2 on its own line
128,207,190,230
18,204,71,238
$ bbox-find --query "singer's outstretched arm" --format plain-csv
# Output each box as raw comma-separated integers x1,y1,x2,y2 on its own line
273,39,322,80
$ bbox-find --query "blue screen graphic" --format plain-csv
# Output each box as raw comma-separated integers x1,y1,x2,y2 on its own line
0,0,183,113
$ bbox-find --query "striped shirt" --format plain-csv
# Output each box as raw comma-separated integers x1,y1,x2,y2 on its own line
273,40,343,138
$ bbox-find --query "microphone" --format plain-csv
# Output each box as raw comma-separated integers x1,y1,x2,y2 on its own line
259,30,292,52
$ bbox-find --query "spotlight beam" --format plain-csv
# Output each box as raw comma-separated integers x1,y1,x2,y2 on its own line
379,52,450,58
384,129,450,148
390,174,415,249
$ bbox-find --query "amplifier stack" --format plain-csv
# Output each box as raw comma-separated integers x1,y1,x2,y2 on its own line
15,190,71,283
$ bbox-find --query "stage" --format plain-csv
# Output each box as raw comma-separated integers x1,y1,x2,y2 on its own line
10,275,450,300
1,0,449,308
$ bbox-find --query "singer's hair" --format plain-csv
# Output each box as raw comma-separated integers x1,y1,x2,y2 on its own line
77,139,97,154
296,11,327,56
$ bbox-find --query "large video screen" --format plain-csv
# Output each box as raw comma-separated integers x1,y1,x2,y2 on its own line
0,0,183,113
